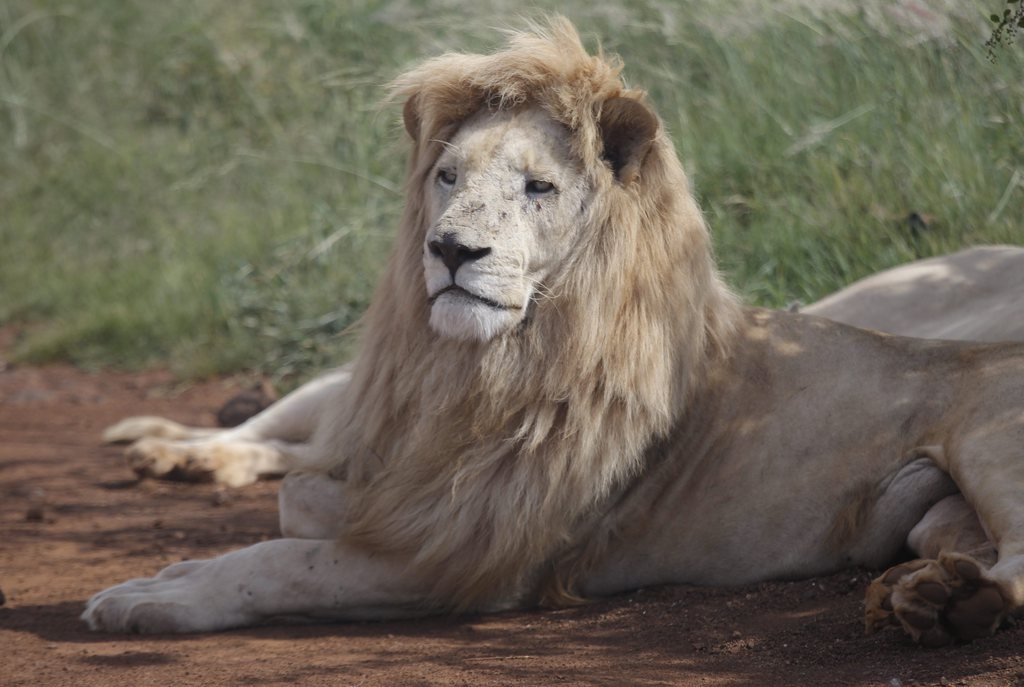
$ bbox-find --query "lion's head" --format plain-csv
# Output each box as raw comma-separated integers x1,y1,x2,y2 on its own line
329,18,740,608
417,97,658,342
420,107,585,341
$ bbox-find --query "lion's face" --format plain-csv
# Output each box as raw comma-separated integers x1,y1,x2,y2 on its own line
423,107,591,341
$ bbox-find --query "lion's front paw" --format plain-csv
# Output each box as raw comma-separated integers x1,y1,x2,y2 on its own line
82,560,251,633
865,552,1009,646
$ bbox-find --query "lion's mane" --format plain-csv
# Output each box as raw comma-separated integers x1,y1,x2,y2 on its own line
316,18,740,608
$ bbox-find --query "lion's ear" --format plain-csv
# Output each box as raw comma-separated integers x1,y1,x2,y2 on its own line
403,95,421,141
598,97,659,185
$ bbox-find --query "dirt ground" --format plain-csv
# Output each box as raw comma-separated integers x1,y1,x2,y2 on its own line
2,358,1023,687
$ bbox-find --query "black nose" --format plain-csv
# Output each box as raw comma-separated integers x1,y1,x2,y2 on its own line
428,235,492,279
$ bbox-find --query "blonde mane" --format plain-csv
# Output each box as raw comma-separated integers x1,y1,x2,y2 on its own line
320,18,741,607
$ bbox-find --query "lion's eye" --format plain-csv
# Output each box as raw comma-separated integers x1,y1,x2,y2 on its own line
525,179,555,195
437,169,457,186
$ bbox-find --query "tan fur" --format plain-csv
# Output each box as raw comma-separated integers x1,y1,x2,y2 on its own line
318,19,739,607
84,20,1024,643
802,246,1024,342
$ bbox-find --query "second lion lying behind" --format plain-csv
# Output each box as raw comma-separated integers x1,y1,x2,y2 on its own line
802,245,1024,342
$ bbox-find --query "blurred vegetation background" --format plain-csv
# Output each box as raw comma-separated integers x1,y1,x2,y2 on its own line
1,0,1022,385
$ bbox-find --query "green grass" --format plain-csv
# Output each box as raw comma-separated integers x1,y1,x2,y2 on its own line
2,1,1022,383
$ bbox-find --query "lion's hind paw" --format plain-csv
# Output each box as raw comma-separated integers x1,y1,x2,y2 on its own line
864,552,1008,646
126,438,210,482
126,438,262,487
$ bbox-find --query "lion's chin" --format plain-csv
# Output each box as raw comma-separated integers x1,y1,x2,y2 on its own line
428,291,523,342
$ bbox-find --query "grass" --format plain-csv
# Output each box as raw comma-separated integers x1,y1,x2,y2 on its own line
1,1,1022,384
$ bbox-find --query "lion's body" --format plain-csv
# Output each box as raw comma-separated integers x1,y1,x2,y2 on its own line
85,21,1024,644
582,309,1023,588
802,246,1024,342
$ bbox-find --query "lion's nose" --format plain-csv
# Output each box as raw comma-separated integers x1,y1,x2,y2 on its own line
428,235,492,280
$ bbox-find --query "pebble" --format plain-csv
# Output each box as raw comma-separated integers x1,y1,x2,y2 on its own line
211,489,232,507
26,487,47,522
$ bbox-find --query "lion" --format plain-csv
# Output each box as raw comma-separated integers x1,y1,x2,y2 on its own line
83,20,1024,646
801,245,1024,342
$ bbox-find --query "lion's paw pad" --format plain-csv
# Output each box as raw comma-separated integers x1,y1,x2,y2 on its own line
864,553,1008,645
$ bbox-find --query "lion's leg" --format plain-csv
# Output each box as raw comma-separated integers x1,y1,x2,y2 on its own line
223,368,351,445
81,538,434,633
905,495,996,565
949,430,1024,605
864,495,1002,645
103,417,221,443
106,368,349,444
866,428,1024,645
119,368,351,486
278,471,347,539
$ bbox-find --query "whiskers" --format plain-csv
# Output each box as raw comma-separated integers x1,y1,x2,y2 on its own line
525,275,561,319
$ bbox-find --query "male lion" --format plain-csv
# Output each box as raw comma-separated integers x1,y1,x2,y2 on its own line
84,20,1024,646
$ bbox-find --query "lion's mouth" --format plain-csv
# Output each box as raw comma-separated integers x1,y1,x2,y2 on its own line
428,284,518,311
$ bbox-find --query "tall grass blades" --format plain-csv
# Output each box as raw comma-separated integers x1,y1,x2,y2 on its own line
2,1,1021,382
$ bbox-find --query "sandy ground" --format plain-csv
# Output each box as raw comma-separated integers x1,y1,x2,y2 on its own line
2,359,1023,687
